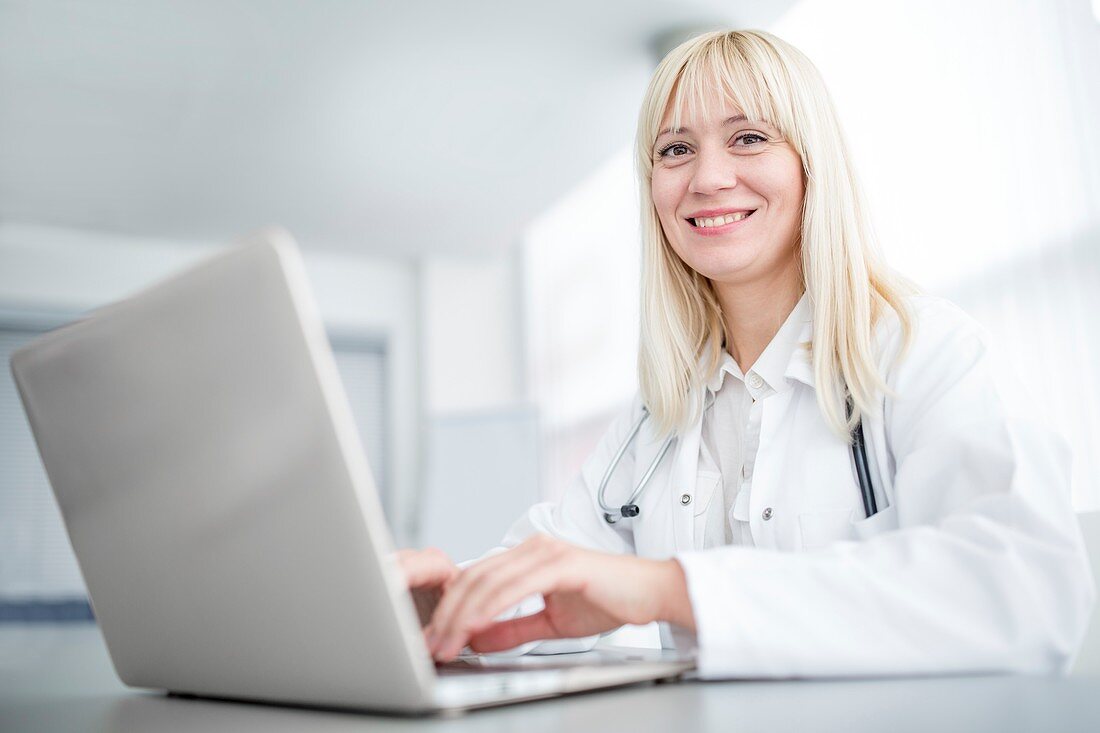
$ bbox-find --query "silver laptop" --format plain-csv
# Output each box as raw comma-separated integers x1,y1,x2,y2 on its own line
9,228,693,713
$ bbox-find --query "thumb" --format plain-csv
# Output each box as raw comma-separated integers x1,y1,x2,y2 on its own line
468,611,558,653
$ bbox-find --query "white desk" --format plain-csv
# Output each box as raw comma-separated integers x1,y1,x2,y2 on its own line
2,625,1098,733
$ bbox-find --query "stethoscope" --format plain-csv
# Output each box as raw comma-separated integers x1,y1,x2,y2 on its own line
596,392,878,524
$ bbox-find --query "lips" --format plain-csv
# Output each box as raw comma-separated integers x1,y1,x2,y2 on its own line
690,211,753,228
684,209,757,233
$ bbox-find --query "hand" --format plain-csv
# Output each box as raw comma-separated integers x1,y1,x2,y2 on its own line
423,534,696,662
393,547,459,627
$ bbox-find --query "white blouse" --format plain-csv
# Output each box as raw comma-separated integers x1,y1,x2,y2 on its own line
698,293,812,550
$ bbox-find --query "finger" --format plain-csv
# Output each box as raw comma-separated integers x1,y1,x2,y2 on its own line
400,548,457,589
427,545,549,653
428,539,563,658
426,537,550,641
433,560,581,661
467,611,558,653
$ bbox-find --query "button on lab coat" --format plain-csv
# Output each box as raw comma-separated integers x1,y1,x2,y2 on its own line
497,295,1095,678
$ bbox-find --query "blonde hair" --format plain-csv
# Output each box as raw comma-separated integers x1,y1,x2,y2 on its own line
635,29,918,440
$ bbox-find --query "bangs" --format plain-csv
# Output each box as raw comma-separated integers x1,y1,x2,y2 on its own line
661,35,792,145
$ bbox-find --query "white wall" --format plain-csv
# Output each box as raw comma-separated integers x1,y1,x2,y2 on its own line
414,254,538,554
0,221,423,543
419,255,522,414
522,147,641,502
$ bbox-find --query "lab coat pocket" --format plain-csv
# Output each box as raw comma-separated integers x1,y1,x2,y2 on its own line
798,509,856,551
690,472,721,548
850,503,899,541
799,505,899,550
692,471,721,517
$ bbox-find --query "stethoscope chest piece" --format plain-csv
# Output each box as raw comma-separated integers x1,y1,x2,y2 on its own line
603,503,640,524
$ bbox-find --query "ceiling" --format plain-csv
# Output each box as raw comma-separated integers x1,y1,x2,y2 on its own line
0,0,796,257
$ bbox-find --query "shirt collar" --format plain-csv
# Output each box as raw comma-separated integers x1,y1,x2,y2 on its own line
705,292,814,394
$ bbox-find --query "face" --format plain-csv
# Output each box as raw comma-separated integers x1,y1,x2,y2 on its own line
650,97,805,287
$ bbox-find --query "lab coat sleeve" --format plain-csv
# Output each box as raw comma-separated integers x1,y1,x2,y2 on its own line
674,301,1096,678
461,396,644,654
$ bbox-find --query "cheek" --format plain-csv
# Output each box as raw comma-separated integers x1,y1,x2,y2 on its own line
783,171,805,211
772,157,805,214
650,175,682,229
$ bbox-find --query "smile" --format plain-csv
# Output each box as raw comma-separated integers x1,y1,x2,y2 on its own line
685,209,756,234
690,211,752,227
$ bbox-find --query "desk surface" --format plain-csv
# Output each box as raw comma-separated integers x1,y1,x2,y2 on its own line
2,625,1098,733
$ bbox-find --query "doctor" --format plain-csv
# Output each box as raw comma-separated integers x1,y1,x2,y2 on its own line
400,29,1095,678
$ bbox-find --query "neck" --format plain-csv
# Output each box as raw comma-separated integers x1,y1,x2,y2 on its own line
712,256,804,374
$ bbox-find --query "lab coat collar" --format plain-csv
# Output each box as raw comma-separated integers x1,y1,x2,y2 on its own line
783,319,815,389
704,292,814,394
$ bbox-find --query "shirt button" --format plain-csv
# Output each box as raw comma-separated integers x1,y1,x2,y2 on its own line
680,493,692,506
762,507,774,521
747,372,764,389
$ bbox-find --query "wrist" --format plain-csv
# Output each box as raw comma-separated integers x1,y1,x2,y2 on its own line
651,558,696,632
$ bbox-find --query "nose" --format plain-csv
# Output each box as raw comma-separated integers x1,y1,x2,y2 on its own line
687,148,737,196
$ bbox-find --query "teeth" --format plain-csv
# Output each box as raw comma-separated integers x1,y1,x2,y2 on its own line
693,212,752,228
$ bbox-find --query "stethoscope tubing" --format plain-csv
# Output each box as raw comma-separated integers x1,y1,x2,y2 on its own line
848,400,878,518
597,395,879,524
596,408,673,523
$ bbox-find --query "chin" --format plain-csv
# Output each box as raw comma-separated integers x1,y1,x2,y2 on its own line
676,248,760,283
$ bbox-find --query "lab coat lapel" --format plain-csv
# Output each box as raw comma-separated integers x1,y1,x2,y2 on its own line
669,394,705,553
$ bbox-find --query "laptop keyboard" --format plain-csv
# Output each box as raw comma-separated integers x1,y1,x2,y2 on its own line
435,648,673,676
436,657,584,676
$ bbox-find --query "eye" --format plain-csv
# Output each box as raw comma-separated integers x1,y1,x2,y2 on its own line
732,132,768,150
656,142,693,159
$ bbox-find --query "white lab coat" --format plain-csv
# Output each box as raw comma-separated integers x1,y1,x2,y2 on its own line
493,295,1095,679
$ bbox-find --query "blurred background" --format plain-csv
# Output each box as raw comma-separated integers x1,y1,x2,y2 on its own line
1,0,1097,621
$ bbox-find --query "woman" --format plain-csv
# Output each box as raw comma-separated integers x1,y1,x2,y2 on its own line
399,29,1095,678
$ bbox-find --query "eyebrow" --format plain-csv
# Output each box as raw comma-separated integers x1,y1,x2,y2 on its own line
656,114,768,140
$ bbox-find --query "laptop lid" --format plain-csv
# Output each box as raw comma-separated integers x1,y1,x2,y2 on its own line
10,229,436,710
